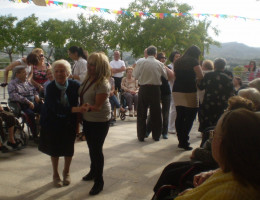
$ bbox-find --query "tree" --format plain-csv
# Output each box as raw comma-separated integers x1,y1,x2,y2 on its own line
67,14,113,54
0,15,18,62
40,19,72,61
108,0,219,58
16,14,42,56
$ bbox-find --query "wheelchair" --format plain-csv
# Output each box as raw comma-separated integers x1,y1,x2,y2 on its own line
118,91,137,120
7,100,40,142
0,102,29,150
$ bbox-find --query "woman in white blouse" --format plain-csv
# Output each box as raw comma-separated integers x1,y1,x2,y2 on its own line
68,46,88,83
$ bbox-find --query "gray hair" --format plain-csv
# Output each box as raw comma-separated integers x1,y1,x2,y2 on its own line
51,59,71,75
147,45,157,56
12,66,26,80
238,88,260,111
249,78,260,92
214,58,226,71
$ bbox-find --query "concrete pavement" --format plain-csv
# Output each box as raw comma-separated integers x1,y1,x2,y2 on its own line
0,117,201,200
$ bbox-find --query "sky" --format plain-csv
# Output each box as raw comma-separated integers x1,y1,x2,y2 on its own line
1,0,260,47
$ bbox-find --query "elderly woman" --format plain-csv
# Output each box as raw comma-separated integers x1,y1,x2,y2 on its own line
8,66,42,141
4,53,39,84
121,67,139,116
175,109,260,200
248,78,260,92
38,60,88,187
197,58,234,137
79,52,111,195
238,88,260,111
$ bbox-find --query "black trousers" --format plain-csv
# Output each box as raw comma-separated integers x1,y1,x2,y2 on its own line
175,106,197,146
153,161,216,193
146,94,171,136
137,85,162,140
83,120,109,181
113,77,123,92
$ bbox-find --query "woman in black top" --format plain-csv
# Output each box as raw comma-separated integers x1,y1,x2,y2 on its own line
197,58,234,135
172,45,203,150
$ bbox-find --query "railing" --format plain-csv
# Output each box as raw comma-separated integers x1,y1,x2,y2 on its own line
0,62,10,101
233,71,260,84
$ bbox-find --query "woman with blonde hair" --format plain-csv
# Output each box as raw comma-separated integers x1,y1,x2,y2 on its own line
30,48,51,96
79,52,111,195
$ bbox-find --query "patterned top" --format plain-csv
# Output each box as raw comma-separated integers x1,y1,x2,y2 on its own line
197,71,234,131
8,78,38,104
121,77,138,92
175,170,260,200
33,64,50,85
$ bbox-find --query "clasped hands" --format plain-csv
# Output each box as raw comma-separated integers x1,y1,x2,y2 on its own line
79,103,91,113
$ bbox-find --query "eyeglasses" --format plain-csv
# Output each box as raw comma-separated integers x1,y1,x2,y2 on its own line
162,57,167,59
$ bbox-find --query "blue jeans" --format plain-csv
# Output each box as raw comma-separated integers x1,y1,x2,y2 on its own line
109,95,120,110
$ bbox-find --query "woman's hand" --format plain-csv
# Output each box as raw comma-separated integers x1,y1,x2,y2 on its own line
193,170,215,187
38,85,44,91
28,101,35,110
80,103,90,113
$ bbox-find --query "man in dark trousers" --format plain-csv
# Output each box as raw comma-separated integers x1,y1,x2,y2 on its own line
133,46,168,141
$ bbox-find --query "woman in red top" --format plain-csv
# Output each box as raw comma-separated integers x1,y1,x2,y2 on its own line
30,48,51,96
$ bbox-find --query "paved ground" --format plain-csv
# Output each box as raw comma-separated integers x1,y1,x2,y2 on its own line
0,116,201,200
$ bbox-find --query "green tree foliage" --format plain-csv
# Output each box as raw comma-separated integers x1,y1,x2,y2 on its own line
16,14,42,56
107,0,219,58
67,14,113,54
0,15,18,61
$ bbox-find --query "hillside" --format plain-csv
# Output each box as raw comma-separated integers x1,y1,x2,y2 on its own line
205,42,260,67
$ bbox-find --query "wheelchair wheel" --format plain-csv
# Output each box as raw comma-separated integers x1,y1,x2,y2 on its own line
14,118,29,146
119,111,126,120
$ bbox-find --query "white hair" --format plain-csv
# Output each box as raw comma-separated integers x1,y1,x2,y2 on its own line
51,59,71,75
249,78,260,92
238,88,260,110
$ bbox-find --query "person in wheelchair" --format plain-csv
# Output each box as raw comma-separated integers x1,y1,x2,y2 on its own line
152,96,257,200
0,105,21,150
109,76,126,123
8,66,42,142
121,67,139,116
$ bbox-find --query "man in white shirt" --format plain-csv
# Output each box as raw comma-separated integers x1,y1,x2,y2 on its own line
110,50,126,92
133,45,168,142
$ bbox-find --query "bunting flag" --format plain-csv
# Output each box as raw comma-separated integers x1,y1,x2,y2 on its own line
8,0,260,22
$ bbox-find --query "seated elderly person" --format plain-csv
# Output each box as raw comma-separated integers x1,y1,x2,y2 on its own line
0,105,20,150
8,66,42,141
248,78,260,92
121,67,139,116
174,109,260,200
238,88,260,111
152,95,256,197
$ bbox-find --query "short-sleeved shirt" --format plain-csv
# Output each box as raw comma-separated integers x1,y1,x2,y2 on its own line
79,80,111,122
133,56,167,85
173,57,199,108
110,60,126,78
72,57,87,83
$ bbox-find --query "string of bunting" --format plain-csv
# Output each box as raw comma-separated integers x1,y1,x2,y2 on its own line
8,0,260,21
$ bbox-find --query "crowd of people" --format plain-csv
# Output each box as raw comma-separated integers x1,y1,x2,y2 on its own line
1,45,260,199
